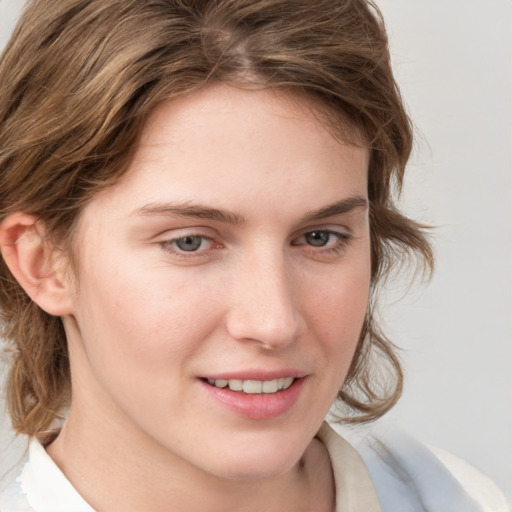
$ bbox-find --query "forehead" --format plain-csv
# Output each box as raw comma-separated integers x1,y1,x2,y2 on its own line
139,84,365,162
78,84,369,226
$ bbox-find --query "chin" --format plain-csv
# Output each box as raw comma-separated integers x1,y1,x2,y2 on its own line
202,440,306,481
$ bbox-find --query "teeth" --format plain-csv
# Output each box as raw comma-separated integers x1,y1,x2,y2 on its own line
228,379,243,391
207,377,296,394
282,377,294,389
262,379,278,393
243,380,262,394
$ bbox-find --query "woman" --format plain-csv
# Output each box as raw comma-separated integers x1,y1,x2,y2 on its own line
0,0,507,511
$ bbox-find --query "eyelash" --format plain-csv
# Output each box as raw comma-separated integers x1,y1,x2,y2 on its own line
159,235,216,258
291,230,352,256
159,229,352,259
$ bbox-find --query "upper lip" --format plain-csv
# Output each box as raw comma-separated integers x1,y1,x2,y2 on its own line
200,369,307,381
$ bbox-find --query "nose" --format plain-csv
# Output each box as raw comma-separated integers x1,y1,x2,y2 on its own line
224,249,305,350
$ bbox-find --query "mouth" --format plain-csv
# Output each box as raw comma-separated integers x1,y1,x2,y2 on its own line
204,377,296,394
199,374,305,419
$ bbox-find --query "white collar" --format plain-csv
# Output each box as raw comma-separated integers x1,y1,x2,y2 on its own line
18,438,94,512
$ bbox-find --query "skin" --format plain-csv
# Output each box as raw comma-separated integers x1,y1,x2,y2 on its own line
13,85,371,511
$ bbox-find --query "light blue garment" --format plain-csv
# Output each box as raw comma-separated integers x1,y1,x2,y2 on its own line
357,431,487,512
322,422,509,512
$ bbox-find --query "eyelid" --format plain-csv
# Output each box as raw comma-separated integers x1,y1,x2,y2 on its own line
291,227,353,260
292,224,352,241
156,228,224,260
293,230,350,244
152,224,218,239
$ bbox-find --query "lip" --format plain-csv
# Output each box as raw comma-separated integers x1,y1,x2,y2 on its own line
201,369,306,381
199,373,306,420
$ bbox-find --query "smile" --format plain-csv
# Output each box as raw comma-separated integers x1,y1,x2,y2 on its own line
206,377,295,394
200,375,305,419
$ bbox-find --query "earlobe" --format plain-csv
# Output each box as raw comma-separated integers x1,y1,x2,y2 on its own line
0,213,74,316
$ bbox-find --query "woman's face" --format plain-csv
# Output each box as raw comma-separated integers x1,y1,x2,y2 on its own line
64,84,371,479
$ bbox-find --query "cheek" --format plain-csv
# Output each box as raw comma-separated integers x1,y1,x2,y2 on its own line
69,262,226,427
73,256,223,376
306,262,370,334
301,258,371,377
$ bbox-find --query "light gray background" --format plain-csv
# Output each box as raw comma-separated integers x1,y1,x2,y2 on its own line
1,0,511,500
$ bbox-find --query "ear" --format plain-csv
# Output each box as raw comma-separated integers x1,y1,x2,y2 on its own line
0,213,74,316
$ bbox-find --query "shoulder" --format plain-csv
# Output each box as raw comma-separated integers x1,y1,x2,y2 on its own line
0,437,93,512
325,422,510,512
428,445,510,512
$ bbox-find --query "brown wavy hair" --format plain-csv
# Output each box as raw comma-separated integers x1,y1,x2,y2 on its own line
0,0,433,436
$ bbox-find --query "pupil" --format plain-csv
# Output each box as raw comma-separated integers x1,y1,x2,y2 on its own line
176,236,202,251
306,231,329,247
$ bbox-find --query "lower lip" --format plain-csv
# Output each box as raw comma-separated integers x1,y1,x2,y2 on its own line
199,378,305,420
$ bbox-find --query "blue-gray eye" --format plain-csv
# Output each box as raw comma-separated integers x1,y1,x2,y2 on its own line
304,231,331,247
174,236,204,252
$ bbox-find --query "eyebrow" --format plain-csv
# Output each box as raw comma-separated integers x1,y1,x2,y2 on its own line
300,196,368,223
134,195,368,225
134,201,245,224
